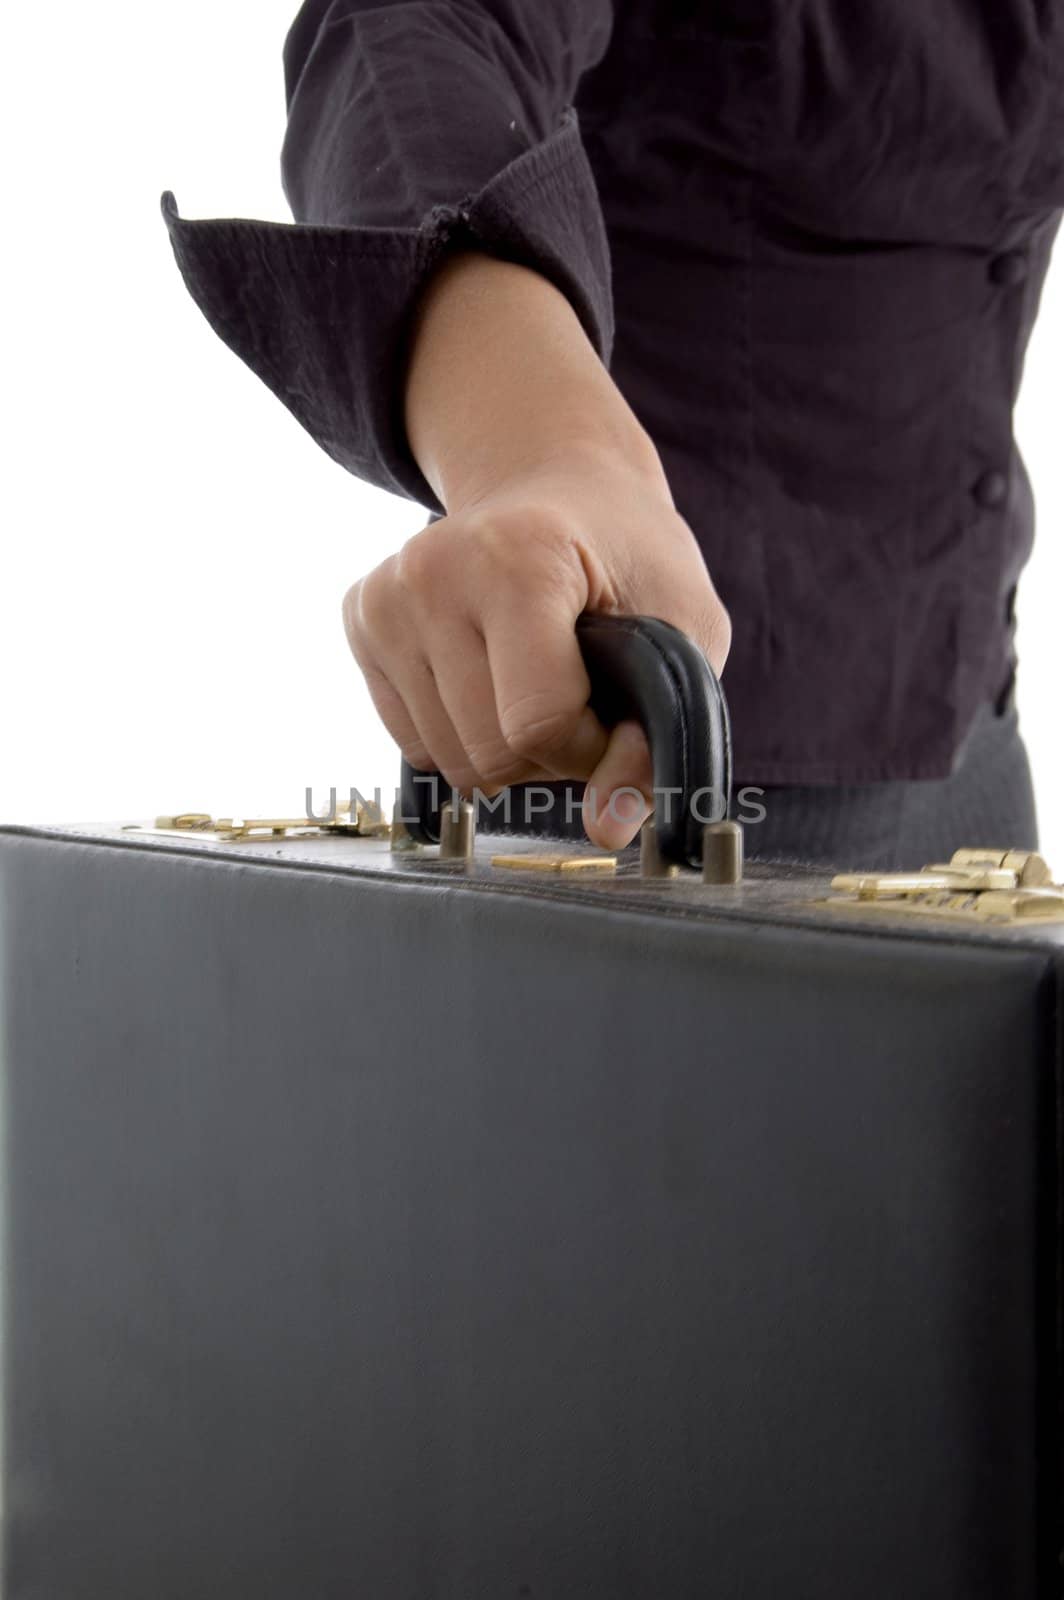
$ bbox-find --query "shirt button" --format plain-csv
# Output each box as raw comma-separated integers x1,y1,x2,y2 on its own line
994,665,1017,717
989,251,1028,287
973,470,1009,509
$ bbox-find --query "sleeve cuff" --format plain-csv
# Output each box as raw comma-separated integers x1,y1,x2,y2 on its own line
161,108,614,514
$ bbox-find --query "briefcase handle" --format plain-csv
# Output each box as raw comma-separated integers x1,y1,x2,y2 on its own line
398,614,732,870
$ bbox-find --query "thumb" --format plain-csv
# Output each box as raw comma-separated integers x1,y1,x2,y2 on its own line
581,719,654,851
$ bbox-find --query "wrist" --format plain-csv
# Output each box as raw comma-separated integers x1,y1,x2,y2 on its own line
441,407,671,518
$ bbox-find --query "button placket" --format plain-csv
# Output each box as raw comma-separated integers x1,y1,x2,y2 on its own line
970,243,1028,518
973,240,1035,515
953,237,1033,734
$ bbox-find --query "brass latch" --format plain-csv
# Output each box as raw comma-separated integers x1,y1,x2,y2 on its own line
490,852,617,875
124,798,392,844
821,848,1064,924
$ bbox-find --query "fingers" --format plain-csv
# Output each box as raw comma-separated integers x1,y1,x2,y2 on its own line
581,720,654,851
343,580,443,772
480,594,609,782
341,491,733,850
343,565,585,794
411,619,551,793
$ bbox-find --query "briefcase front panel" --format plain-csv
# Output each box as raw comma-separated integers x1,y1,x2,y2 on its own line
0,823,1060,1599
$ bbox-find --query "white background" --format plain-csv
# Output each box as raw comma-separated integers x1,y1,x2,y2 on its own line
4,3,1062,859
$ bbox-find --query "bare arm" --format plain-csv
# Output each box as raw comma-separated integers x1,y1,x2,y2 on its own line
342,252,732,850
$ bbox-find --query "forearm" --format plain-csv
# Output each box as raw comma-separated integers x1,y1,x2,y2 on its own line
352,246,730,849
403,251,668,515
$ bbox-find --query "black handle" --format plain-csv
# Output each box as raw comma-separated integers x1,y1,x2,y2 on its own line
398,614,731,869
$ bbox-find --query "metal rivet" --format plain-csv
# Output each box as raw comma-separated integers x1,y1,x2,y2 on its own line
439,798,476,862
639,819,679,880
702,821,744,885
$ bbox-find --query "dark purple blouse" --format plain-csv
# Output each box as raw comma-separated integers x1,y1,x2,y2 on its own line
162,1,1064,783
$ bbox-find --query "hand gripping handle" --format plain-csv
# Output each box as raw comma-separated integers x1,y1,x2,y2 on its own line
397,614,732,869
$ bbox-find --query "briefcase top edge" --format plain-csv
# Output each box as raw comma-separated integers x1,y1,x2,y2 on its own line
4,821,1064,960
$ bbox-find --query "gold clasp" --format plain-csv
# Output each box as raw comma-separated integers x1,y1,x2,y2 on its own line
490,852,617,875
822,848,1064,925
127,798,392,844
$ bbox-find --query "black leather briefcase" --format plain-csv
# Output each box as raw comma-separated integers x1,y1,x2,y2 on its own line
0,618,1060,1600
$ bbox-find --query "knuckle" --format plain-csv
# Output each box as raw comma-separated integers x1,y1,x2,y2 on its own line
394,527,443,594
353,562,399,641
465,744,529,788
464,506,572,580
502,697,582,762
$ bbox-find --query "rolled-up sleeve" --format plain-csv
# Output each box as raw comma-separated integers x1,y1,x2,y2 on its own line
161,0,616,512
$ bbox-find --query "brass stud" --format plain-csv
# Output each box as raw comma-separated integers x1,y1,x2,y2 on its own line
702,820,744,885
439,798,476,863
639,819,679,880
